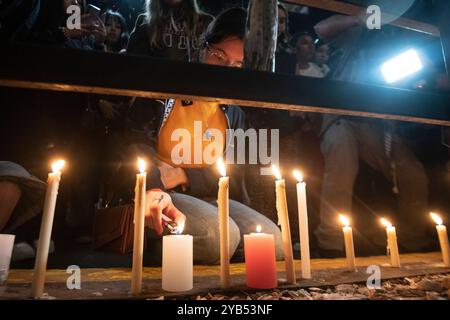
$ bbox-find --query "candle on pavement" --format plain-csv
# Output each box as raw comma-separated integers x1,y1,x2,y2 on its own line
430,212,450,267
272,165,296,284
381,218,401,267
131,158,147,295
293,170,311,279
31,160,65,298
339,214,356,271
162,221,193,292
244,225,278,289
217,158,230,288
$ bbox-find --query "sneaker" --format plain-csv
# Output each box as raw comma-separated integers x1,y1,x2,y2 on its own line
11,242,35,262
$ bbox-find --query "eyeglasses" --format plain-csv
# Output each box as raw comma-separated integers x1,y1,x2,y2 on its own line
205,42,243,68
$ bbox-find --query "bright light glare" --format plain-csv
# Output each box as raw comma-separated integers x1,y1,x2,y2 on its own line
381,49,423,83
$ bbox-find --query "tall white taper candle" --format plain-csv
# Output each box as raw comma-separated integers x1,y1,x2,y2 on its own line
381,218,401,268
430,213,450,267
131,158,147,295
31,160,65,298
273,165,296,284
293,170,311,279
217,158,230,288
339,214,356,271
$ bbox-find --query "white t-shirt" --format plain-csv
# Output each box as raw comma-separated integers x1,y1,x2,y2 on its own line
296,63,325,78
318,64,330,77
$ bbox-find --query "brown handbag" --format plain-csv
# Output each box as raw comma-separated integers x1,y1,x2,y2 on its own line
92,204,146,254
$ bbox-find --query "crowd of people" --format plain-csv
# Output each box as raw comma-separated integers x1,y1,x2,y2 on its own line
1,0,450,266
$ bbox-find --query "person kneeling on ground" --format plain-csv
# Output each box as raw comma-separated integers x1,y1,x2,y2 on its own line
0,162,47,262
125,8,283,265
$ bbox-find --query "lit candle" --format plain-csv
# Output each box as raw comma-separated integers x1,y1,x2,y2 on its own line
293,170,311,279
381,218,401,267
339,214,356,271
430,212,450,267
31,160,65,298
244,225,278,289
272,165,296,284
131,158,147,295
217,158,230,288
162,221,193,292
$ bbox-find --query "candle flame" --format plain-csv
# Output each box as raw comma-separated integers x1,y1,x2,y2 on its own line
380,218,393,228
176,220,185,234
272,165,282,180
339,214,350,227
430,212,443,225
51,160,65,173
137,158,146,173
256,225,262,233
293,170,303,183
217,157,226,177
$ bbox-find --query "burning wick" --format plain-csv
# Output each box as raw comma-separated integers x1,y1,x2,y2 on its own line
162,214,183,235
430,212,443,225
380,218,393,228
293,170,303,183
339,214,350,228
51,160,65,173
217,157,227,177
137,158,146,173
256,225,262,233
272,165,282,180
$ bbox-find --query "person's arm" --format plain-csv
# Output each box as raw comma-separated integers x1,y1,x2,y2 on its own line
157,160,218,198
314,14,360,41
182,167,218,197
144,189,186,235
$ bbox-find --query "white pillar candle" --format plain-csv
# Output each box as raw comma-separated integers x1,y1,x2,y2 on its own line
293,170,311,279
131,158,147,295
430,213,450,267
381,218,401,267
31,160,65,298
217,158,230,288
162,231,193,292
272,165,296,284
0,234,15,292
339,214,356,271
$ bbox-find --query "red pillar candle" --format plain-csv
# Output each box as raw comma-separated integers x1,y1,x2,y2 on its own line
244,225,278,289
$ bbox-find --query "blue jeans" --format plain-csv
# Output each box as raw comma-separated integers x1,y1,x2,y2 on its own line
315,119,429,251
148,193,283,265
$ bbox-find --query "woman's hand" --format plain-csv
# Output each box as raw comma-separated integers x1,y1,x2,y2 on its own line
92,17,107,45
158,162,189,190
79,15,106,44
144,190,186,236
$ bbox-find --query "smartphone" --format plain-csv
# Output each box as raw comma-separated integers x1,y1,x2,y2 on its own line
87,4,101,16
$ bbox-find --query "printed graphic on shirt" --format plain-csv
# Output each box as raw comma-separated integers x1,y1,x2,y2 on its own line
162,20,199,51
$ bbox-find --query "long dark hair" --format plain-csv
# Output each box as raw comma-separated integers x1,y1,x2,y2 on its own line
145,0,209,49
278,3,291,40
196,7,246,62
201,7,246,46
104,10,130,52
277,3,294,54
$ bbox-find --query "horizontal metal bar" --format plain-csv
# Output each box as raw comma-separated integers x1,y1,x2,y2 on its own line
0,44,449,126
